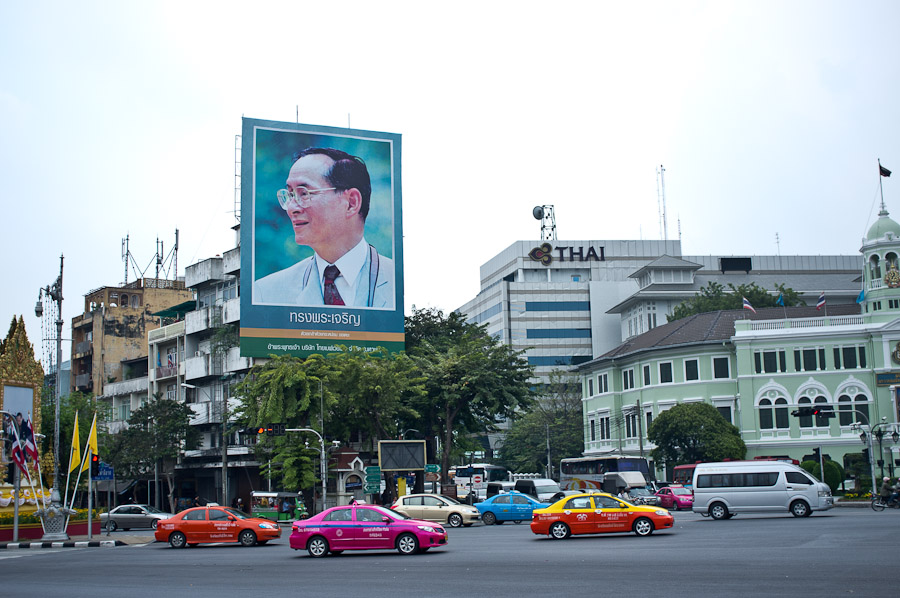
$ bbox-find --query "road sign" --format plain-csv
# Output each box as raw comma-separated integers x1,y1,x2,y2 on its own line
365,475,382,483
364,484,381,494
473,474,483,485
366,466,381,475
425,464,440,473
425,472,439,482
94,462,114,481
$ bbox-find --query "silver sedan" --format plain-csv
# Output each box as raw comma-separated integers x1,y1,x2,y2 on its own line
100,504,174,531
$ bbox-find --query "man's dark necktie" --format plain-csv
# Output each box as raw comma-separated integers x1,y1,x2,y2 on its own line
323,265,345,306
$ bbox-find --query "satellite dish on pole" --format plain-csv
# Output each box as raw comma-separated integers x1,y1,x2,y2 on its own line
533,206,544,220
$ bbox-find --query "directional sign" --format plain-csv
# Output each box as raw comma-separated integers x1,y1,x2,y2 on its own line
94,462,114,481
365,483,381,494
425,464,440,473
366,466,382,475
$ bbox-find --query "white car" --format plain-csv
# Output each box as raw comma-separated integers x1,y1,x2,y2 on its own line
390,493,481,527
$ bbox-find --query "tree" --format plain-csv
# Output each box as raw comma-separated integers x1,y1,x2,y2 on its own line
800,459,842,493
499,371,584,475
107,396,199,511
648,402,746,466
669,282,804,322
405,307,535,482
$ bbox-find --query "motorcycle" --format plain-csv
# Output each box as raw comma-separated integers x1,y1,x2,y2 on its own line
871,495,900,511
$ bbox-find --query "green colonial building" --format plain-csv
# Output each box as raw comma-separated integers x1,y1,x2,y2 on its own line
577,206,900,483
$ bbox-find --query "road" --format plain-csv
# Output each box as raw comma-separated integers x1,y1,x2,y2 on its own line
4,509,894,597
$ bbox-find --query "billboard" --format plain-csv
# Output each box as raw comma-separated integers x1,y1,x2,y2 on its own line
240,118,404,358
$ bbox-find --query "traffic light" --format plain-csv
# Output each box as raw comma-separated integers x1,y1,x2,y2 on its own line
791,406,835,418
791,407,815,417
265,424,275,437
273,423,286,436
90,453,100,477
862,448,870,464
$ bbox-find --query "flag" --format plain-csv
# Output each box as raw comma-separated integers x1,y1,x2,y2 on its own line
742,297,756,314
857,289,866,304
881,164,892,178
7,418,30,481
69,415,81,473
82,413,98,473
816,292,826,310
776,294,785,307
23,417,39,462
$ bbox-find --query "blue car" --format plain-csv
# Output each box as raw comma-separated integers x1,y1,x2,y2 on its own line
475,491,547,525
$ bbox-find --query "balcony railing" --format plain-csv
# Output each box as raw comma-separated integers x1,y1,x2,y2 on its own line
75,373,92,388
74,340,92,355
156,365,177,379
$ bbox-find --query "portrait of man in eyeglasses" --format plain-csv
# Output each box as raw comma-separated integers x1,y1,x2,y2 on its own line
252,147,395,308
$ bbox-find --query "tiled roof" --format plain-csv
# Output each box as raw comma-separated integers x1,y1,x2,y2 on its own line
581,303,861,367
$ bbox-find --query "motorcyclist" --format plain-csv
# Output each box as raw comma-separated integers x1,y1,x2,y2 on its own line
892,478,900,504
879,477,892,503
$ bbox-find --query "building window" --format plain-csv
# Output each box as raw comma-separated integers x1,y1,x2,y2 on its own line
794,348,826,372
659,362,673,384
526,328,592,339
716,405,732,423
643,365,651,386
572,275,581,282
759,399,774,429
117,403,130,421
589,419,596,441
645,411,653,432
713,357,730,379
775,398,789,429
833,345,866,369
599,416,611,440
598,373,609,394
797,397,813,428
525,301,590,311
625,411,639,438
623,369,635,390
685,359,699,381
587,378,594,397
754,350,786,374
838,393,869,426
890,299,900,309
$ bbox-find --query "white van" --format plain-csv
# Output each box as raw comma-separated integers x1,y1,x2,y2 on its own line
691,461,834,519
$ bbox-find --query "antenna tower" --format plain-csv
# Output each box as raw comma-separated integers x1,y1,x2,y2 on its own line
656,165,668,241
121,229,180,284
533,205,557,240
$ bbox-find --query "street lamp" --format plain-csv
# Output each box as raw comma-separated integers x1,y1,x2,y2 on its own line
289,428,336,513
36,255,71,541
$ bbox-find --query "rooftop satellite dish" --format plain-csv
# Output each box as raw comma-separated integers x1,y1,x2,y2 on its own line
533,206,544,220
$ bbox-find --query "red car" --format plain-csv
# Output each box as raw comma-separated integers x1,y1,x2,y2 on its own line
531,492,674,538
154,506,281,548
655,485,694,511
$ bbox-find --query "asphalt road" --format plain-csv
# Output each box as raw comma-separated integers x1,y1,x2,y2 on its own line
4,509,895,597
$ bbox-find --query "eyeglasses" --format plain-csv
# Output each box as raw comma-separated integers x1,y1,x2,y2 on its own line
276,186,337,210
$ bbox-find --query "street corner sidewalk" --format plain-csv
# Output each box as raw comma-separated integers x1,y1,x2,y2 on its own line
0,533,156,549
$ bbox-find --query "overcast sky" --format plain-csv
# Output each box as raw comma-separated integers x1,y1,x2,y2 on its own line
2,1,898,369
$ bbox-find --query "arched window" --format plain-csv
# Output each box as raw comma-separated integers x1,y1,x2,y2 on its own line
870,255,882,280
131,295,140,308
855,394,869,424
887,252,898,271
838,394,853,425
814,396,830,427
774,398,789,429
759,398,773,429
797,397,813,428
120,294,128,307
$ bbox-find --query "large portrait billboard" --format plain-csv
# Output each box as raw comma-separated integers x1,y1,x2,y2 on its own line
240,118,404,358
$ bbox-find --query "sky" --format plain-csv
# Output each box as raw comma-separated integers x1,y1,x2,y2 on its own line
2,1,899,370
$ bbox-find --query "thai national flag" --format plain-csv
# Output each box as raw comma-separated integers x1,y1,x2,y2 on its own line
816,292,826,310
742,297,756,314
23,418,39,462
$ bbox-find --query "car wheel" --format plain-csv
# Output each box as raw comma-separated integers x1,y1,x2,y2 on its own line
397,533,419,555
633,517,654,537
448,513,463,528
106,521,117,532
307,536,329,558
671,502,679,511
482,512,497,525
790,500,811,518
151,520,158,530
709,502,729,520
239,530,258,547
549,521,570,540
169,531,187,549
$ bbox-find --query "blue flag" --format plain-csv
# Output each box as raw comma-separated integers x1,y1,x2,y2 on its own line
776,294,784,307
857,289,865,304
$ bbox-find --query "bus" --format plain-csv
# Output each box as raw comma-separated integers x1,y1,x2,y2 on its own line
450,464,511,500
674,457,800,488
559,456,651,491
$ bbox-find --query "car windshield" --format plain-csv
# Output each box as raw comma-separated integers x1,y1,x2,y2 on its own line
671,488,692,496
630,488,651,496
440,495,462,505
535,484,560,494
144,506,167,514
370,505,410,520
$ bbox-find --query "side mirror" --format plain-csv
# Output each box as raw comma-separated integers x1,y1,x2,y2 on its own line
228,515,236,521
382,516,391,524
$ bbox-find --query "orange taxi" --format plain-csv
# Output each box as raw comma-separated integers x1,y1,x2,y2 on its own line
154,505,281,548
530,492,674,538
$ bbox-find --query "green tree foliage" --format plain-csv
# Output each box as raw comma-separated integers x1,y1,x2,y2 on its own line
405,307,535,482
499,371,584,475
106,396,199,511
39,390,109,486
668,282,804,322
800,459,843,493
648,402,746,465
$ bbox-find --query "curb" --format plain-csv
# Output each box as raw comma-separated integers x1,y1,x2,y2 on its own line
1,540,127,549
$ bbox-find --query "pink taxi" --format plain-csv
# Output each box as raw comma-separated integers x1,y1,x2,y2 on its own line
290,502,448,557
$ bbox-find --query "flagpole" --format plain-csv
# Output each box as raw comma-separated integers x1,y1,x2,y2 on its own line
63,411,78,511
879,159,886,210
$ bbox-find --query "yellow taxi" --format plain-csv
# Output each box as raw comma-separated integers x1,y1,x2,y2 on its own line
530,492,674,538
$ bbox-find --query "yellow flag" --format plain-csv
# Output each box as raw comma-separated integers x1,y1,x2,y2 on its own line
82,413,97,472
69,414,81,473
